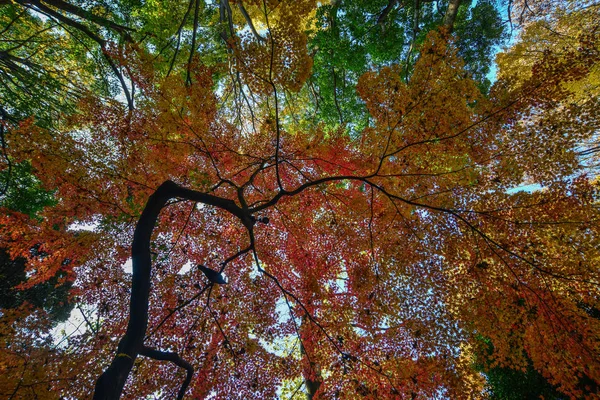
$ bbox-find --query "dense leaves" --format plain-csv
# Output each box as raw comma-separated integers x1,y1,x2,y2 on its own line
307,0,506,129
1,1,600,399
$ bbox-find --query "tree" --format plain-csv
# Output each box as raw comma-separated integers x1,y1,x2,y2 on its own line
0,0,135,120
0,160,74,400
1,1,600,399
472,336,566,399
0,247,73,322
306,0,506,129
496,0,600,169
0,162,72,323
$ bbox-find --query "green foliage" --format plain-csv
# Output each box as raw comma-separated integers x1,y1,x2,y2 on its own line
133,0,227,75
308,0,407,129
306,0,507,130
0,161,55,218
475,337,566,400
0,3,105,125
454,0,507,92
484,364,566,400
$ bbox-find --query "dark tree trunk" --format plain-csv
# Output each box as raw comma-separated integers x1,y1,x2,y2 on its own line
93,180,246,399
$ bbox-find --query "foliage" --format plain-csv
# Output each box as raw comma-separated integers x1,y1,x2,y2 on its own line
306,0,506,129
0,154,72,400
496,0,600,169
0,1,600,399
484,365,566,400
473,337,566,400
0,160,71,323
0,247,73,322
453,0,506,91
0,1,116,123
0,161,55,218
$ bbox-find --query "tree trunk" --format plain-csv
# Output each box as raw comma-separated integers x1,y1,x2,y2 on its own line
93,180,246,399
443,0,461,32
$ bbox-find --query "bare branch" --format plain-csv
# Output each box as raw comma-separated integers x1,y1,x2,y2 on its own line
139,346,193,400
238,1,266,42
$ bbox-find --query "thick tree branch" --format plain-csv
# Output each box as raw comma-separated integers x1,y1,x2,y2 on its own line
377,0,398,26
238,1,266,42
300,316,322,400
93,180,248,399
139,346,193,400
186,0,201,86
219,0,235,44
443,0,462,31
0,106,11,197
15,0,133,36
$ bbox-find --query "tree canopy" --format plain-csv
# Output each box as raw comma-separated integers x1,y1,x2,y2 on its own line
1,1,600,399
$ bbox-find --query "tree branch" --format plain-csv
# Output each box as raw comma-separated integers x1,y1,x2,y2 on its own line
186,0,200,86
0,106,11,197
443,0,461,31
139,346,193,400
20,0,134,109
238,1,266,42
27,0,133,37
219,0,235,44
93,180,248,399
377,0,398,26
166,0,195,77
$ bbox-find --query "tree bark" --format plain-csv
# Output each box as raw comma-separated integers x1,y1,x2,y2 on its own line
377,0,398,26
443,0,462,32
300,316,322,400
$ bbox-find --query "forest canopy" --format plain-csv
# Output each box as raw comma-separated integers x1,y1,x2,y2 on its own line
1,0,600,399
